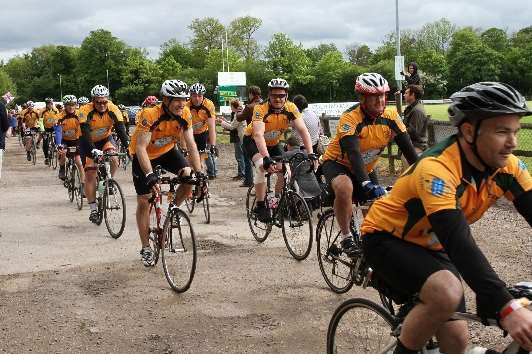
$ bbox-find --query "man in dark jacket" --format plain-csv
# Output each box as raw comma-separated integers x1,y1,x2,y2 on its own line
236,86,262,187
0,98,9,179
401,85,428,170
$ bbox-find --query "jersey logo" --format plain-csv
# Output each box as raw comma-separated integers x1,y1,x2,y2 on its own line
431,177,445,197
518,159,528,171
141,119,149,128
342,123,351,132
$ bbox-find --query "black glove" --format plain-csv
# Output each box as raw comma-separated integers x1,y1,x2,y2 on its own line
362,181,386,200
209,145,218,157
308,153,319,161
263,156,274,170
194,171,206,180
145,172,158,189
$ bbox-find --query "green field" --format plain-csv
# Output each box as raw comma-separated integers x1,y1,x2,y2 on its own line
423,101,532,124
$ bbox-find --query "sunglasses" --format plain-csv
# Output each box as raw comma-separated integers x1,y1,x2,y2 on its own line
94,100,108,105
269,93,287,99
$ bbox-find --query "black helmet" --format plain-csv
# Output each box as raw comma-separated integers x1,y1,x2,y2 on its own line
448,82,532,127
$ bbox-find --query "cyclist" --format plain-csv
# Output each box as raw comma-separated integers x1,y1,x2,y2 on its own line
320,73,418,255
242,78,315,222
41,98,59,165
361,82,532,354
78,96,90,109
56,95,83,183
21,101,41,161
129,80,202,266
186,83,217,179
79,85,129,223
117,104,130,134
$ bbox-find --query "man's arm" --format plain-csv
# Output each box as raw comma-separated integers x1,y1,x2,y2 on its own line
113,121,129,148
513,190,532,226
252,121,269,158
339,135,370,183
291,117,313,153
182,128,201,171
80,123,96,151
135,131,153,175
406,110,427,139
236,105,252,122
207,117,216,146
0,103,8,133
395,132,419,165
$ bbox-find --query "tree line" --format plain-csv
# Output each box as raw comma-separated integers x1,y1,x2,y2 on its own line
1,16,531,106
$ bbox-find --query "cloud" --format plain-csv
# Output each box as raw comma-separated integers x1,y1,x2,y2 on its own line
1,0,531,61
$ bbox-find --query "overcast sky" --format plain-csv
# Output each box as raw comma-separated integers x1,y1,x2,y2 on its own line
1,0,531,62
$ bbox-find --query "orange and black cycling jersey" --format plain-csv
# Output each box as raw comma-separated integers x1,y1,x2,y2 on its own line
57,111,81,141
22,109,40,128
322,104,406,173
129,104,192,160
243,101,301,147
361,135,532,251
187,98,216,135
41,108,59,129
78,101,123,143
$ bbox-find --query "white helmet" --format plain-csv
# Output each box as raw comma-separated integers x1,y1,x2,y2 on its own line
91,85,110,98
62,95,77,105
160,80,189,98
189,83,206,95
355,73,390,95
268,78,289,90
26,100,35,107
78,96,89,105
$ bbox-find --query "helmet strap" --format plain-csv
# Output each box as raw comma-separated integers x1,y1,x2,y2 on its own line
467,121,490,170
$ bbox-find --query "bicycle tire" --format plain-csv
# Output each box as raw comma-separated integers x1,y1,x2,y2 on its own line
74,166,83,210
203,193,210,224
68,163,75,202
280,190,313,261
51,146,58,169
161,208,197,293
246,185,272,243
185,196,195,213
316,209,355,293
147,202,162,266
103,179,126,239
327,298,397,354
31,141,36,165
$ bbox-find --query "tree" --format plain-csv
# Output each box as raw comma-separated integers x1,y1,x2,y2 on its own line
263,33,313,90
447,28,503,93
314,51,347,100
77,29,129,97
188,18,225,53
228,16,262,62
305,43,338,64
0,69,17,98
481,28,508,52
346,44,372,66
158,39,200,69
115,48,160,104
416,49,448,97
416,18,456,54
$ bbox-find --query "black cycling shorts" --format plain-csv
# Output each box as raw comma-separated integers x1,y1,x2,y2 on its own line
194,131,208,152
64,140,80,158
80,135,117,166
362,232,466,311
131,147,188,195
242,135,283,161
321,160,381,203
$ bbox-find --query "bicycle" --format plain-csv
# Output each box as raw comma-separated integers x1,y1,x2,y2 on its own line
92,152,127,239
184,177,210,224
246,152,317,261
61,145,83,210
326,279,532,354
46,131,58,169
23,128,37,165
113,133,129,171
146,166,198,293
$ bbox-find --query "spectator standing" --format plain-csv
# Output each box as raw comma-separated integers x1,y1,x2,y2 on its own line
218,99,246,180
401,84,428,170
291,94,320,152
236,86,263,187
9,110,18,136
0,98,9,179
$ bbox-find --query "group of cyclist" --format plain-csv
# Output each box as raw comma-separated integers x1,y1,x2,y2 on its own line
13,70,532,352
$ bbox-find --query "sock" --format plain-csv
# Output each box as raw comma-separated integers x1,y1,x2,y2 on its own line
393,339,418,354
342,232,352,240
89,202,97,212
257,201,265,208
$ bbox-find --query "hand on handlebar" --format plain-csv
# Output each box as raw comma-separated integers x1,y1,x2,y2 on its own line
362,181,387,200
145,172,160,196
91,148,103,160
500,301,532,351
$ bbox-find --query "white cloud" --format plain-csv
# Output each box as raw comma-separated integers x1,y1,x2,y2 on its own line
1,0,531,61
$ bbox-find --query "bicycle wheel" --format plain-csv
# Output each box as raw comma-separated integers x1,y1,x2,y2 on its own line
246,185,272,243
185,195,195,213
68,164,75,203
147,203,162,266
161,208,196,293
103,179,126,239
95,195,104,226
51,146,58,169
327,298,397,354
280,190,313,260
74,167,83,210
316,209,355,293
202,193,210,224
31,141,36,165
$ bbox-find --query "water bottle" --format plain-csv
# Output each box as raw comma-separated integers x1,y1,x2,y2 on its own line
267,192,279,209
97,180,105,195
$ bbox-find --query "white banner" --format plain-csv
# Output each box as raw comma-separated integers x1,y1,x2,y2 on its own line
217,72,246,86
308,102,358,117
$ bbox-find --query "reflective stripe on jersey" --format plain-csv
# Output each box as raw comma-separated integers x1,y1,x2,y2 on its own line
78,101,124,143
187,98,216,135
57,112,81,141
